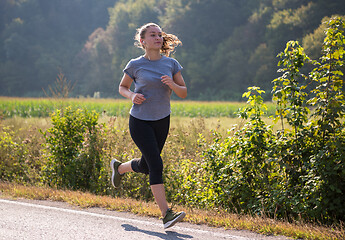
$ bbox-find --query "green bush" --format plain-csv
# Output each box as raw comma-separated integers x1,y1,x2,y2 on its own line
0,126,29,182
173,87,281,214
41,106,106,193
0,122,43,184
172,17,345,223
305,16,345,221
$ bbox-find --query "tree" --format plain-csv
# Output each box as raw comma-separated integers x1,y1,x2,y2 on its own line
0,0,116,97
1,0,345,99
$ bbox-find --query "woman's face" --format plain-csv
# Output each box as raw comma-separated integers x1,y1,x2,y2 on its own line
142,26,163,50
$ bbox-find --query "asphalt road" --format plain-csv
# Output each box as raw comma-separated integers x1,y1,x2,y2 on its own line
0,198,290,240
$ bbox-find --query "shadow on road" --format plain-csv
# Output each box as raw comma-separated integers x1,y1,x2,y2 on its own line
122,223,193,240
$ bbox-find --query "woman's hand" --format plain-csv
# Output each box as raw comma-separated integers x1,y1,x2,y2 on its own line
161,75,175,88
119,73,146,104
131,93,146,104
161,72,187,99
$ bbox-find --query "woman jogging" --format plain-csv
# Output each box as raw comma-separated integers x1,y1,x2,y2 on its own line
110,22,187,229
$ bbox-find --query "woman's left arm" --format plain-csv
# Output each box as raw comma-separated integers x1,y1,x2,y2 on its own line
161,71,187,99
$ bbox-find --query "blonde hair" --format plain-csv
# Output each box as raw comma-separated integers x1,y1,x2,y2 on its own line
134,23,182,56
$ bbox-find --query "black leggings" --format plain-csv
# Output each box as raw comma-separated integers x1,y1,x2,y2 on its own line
129,115,170,185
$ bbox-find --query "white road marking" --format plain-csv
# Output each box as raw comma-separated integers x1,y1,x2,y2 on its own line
0,199,252,239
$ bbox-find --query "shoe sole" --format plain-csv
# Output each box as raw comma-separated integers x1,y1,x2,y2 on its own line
110,159,118,188
164,211,186,229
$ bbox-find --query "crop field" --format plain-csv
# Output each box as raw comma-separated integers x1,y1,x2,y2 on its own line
0,97,276,119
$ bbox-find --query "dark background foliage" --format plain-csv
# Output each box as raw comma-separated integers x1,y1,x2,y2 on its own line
1,0,345,100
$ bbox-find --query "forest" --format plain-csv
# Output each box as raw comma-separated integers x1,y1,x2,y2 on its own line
1,0,345,100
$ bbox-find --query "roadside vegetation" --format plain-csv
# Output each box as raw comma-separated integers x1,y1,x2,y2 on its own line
1,17,345,240
1,182,343,240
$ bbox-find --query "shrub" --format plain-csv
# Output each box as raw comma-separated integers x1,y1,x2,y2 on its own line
173,87,281,214
0,121,43,183
0,126,29,182
306,16,345,222
41,106,106,193
173,17,345,223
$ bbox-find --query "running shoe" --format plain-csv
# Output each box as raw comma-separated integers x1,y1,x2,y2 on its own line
110,159,122,188
163,208,186,229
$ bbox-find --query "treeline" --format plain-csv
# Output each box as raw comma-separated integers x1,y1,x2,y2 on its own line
1,0,345,100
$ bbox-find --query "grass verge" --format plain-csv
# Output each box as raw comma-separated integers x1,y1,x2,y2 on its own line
0,182,343,240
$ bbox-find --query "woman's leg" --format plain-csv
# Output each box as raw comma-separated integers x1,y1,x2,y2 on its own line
129,115,167,184
151,184,169,217
150,116,170,216
128,115,170,216
121,115,185,227
119,161,169,216
118,161,134,175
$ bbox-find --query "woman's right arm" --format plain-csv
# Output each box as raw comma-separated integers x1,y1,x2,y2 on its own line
119,73,146,104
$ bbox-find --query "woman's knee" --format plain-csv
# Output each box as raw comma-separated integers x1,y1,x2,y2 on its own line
131,158,149,174
150,161,163,174
149,171,163,185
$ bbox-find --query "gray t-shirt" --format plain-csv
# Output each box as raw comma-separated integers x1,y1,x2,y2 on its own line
123,55,183,121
